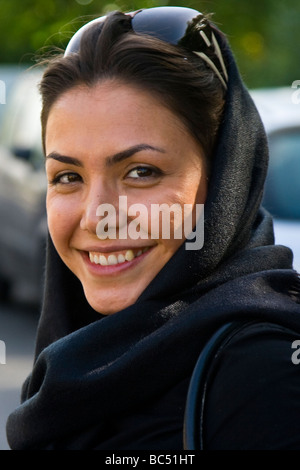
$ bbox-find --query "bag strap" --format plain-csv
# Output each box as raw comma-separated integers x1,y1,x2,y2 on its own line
183,320,257,450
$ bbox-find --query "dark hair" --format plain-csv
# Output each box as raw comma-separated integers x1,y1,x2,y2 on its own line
40,11,225,166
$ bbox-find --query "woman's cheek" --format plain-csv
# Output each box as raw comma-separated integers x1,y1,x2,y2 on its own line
129,193,188,244
46,194,79,245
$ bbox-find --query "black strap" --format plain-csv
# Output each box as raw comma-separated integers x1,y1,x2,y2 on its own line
183,321,258,449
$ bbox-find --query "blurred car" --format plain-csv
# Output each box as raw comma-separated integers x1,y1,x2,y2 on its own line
251,87,300,272
0,67,47,305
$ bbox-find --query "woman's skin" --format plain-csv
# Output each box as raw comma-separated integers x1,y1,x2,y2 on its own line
45,81,208,314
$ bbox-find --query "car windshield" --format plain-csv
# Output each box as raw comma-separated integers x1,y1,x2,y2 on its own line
263,128,300,220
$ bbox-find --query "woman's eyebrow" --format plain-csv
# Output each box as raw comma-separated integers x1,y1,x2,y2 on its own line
105,144,165,167
46,144,165,167
45,152,83,167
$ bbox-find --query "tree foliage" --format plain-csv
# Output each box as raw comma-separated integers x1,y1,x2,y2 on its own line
0,0,299,88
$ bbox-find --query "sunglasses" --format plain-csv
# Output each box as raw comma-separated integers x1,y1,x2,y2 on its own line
64,6,228,90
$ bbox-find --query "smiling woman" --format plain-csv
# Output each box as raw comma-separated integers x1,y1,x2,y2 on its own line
6,6,300,450
45,82,207,314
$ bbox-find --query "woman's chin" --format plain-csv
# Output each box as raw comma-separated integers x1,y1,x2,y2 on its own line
84,289,138,315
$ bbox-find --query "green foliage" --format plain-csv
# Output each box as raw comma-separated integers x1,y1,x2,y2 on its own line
0,0,299,88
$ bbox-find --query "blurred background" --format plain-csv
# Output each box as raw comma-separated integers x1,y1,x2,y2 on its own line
0,0,299,450
1,0,300,87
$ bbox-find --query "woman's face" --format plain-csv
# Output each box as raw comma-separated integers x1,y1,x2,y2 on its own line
45,82,207,314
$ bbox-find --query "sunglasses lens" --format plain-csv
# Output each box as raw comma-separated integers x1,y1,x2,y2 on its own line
65,16,106,55
131,7,201,45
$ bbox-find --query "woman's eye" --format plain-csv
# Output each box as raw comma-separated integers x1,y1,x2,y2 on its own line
50,172,82,185
126,166,161,179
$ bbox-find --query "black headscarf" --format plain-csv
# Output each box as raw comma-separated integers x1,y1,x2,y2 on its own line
6,10,300,450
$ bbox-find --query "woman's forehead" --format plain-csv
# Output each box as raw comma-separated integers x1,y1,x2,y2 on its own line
45,81,203,162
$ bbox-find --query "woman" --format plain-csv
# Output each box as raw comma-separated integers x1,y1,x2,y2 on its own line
6,6,300,450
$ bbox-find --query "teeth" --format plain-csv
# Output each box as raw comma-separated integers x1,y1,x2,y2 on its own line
99,255,107,266
118,254,125,263
89,247,150,265
125,250,134,261
107,254,118,265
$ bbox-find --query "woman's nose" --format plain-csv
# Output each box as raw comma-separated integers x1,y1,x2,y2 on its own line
80,183,120,235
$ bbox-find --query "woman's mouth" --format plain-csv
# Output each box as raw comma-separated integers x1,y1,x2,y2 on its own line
88,247,151,266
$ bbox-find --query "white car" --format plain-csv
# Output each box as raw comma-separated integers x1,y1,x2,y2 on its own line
251,87,300,272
